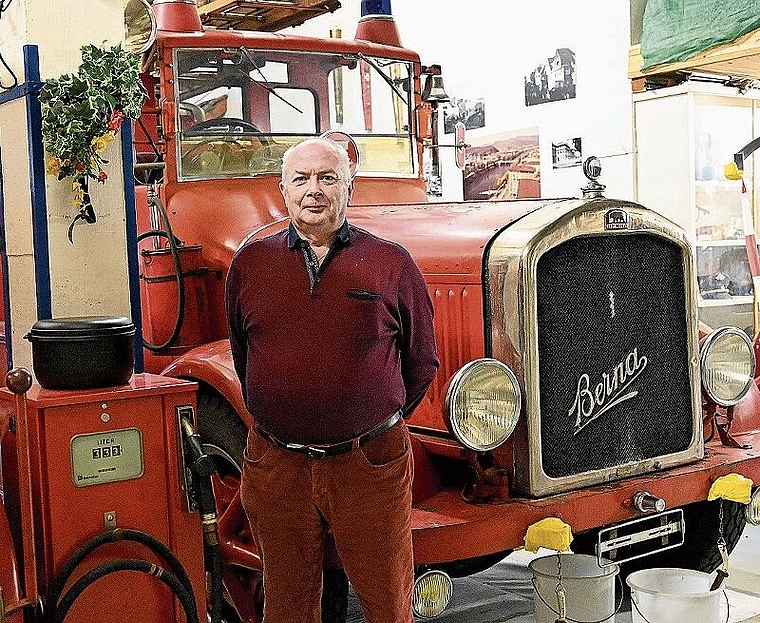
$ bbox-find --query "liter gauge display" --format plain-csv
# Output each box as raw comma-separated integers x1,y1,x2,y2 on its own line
70,427,144,487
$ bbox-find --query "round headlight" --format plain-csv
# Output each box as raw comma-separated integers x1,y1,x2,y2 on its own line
747,486,760,526
700,327,755,406
412,570,453,618
445,359,521,451
744,487,760,526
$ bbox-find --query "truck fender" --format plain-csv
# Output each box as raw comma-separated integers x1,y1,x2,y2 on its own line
161,340,444,504
160,339,252,427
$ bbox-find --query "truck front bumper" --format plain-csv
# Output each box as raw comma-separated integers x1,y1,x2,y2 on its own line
410,431,760,564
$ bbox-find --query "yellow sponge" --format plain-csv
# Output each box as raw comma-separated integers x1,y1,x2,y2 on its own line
724,162,743,181
524,517,573,553
708,473,753,504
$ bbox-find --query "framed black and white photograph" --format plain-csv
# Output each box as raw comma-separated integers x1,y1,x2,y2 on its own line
524,48,576,107
552,137,582,168
443,96,486,134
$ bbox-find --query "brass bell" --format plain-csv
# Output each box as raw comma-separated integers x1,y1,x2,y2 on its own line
423,74,450,104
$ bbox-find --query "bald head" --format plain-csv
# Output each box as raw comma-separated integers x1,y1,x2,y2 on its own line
282,138,352,184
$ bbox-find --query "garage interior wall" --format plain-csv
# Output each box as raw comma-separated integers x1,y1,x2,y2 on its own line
0,1,132,372
292,0,635,202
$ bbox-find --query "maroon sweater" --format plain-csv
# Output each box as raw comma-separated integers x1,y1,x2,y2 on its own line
225,222,439,444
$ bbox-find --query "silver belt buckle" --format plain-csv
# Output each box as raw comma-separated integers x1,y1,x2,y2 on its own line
306,446,327,459
286,442,327,459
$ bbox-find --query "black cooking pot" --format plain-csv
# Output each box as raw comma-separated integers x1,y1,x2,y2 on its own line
24,316,135,390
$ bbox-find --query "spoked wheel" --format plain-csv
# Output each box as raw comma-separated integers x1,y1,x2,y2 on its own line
197,389,349,623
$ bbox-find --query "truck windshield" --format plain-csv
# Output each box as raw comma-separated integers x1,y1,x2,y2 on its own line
174,48,415,181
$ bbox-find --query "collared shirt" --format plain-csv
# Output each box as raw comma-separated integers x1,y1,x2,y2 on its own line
226,220,439,445
287,221,351,292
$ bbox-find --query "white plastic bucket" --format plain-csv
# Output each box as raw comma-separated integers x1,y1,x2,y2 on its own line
528,553,619,623
626,568,722,623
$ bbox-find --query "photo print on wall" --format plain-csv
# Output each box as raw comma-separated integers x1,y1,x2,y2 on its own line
443,96,485,134
462,127,540,201
552,137,582,168
524,48,576,106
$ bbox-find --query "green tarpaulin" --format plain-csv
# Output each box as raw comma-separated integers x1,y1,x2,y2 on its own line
641,0,760,69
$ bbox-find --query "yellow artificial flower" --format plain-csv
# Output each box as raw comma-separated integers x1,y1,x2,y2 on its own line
91,132,115,152
46,156,61,175
71,179,85,207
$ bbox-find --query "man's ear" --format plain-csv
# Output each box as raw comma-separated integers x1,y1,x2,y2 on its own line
279,180,287,198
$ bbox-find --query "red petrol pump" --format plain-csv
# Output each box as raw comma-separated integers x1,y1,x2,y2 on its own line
0,370,207,623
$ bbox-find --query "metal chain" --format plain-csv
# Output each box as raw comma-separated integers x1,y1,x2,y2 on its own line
717,498,727,566
711,498,730,592
555,552,567,623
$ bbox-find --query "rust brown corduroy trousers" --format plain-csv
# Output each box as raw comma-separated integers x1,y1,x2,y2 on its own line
241,419,415,623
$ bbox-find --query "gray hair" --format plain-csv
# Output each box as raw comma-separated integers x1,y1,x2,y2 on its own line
281,137,352,183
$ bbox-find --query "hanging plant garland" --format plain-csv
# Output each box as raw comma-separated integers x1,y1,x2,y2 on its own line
38,43,146,242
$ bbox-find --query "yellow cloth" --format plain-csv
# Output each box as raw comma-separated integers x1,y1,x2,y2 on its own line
523,517,573,553
708,473,753,504
724,162,743,181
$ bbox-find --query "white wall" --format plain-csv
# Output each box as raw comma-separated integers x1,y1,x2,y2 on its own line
0,0,131,372
291,0,635,202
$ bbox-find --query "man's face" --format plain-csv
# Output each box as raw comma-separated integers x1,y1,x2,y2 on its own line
279,142,351,238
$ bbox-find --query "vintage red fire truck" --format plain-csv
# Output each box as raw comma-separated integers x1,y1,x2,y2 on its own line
3,0,760,621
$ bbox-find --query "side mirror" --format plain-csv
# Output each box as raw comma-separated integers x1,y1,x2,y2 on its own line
454,122,466,170
124,0,157,55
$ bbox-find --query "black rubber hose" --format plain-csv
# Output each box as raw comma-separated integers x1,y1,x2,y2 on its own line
46,528,194,614
52,558,199,623
206,538,224,623
181,417,222,623
138,188,186,351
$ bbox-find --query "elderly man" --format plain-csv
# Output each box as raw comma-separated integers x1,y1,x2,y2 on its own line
225,137,439,623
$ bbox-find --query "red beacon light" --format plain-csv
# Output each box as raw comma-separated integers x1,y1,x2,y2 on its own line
355,0,402,47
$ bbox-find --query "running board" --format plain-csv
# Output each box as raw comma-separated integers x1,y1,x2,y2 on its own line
595,509,685,567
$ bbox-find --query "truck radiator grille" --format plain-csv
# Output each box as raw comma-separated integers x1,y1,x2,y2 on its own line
535,233,694,478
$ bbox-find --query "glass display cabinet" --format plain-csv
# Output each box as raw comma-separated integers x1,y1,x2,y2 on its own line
634,83,760,331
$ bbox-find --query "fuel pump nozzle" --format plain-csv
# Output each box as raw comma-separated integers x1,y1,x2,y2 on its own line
179,413,224,623
179,415,218,545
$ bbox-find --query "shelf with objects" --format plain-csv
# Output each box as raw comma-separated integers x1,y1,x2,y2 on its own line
628,25,760,93
633,82,760,332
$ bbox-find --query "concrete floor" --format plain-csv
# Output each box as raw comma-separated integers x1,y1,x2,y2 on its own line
346,524,760,622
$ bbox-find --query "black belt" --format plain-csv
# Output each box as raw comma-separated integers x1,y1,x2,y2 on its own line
255,410,403,459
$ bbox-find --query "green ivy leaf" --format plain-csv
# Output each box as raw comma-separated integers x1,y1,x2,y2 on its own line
40,43,146,189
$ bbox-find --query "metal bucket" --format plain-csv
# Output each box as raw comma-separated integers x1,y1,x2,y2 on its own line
627,568,723,623
529,553,619,623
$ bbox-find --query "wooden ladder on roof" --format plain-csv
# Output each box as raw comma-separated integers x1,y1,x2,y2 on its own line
197,0,342,31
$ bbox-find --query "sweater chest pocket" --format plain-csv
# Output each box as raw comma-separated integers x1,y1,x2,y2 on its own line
341,289,390,345
346,288,381,301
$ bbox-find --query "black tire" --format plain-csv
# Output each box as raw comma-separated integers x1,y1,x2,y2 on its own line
648,499,746,573
197,388,260,623
197,389,247,467
196,387,349,623
437,550,512,578
573,499,746,577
